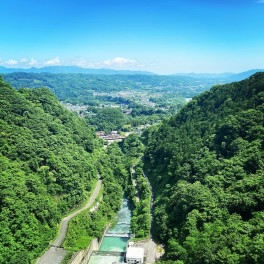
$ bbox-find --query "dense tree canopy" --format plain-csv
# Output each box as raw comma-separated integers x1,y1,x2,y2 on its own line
63,144,128,251
1,71,264,263
143,73,264,263
3,72,192,131
0,77,101,262
3,72,215,102
86,107,128,133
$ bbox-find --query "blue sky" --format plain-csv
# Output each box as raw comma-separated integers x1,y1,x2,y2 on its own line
0,0,264,74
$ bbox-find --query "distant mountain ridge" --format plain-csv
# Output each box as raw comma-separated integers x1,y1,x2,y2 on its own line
174,69,264,80
173,72,234,79
1,66,264,81
227,69,264,81
0,66,154,75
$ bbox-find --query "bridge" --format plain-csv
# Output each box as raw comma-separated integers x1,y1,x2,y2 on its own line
92,251,125,257
116,222,130,225
104,233,132,238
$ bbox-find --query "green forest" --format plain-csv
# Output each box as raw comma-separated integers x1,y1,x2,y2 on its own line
0,75,150,263
120,134,152,239
0,77,103,263
3,72,216,102
143,73,264,263
63,143,129,251
1,72,264,264
2,72,217,132
5,72,254,137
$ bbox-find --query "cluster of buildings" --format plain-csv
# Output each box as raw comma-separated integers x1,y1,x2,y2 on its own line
96,131,130,145
61,102,88,117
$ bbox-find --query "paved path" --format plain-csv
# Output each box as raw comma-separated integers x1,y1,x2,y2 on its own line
37,179,102,264
36,247,68,264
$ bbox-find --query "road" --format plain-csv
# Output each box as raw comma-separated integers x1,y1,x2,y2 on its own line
36,179,102,264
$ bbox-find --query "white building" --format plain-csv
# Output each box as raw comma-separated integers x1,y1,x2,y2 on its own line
126,247,144,264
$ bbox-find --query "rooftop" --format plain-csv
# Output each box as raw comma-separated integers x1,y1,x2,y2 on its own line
126,247,144,259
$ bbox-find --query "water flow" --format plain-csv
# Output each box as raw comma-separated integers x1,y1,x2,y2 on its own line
87,198,131,264
107,198,131,235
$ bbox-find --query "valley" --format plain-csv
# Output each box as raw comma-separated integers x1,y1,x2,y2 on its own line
0,72,264,264
1,0,264,261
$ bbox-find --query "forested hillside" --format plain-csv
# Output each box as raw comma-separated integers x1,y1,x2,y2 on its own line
3,72,217,102
3,72,208,132
63,143,129,252
143,73,264,263
0,77,101,263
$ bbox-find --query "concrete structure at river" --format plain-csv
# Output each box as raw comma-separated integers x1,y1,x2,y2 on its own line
87,198,132,264
126,245,144,264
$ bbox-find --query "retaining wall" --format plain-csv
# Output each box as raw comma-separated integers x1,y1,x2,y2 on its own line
69,238,99,264
69,224,110,264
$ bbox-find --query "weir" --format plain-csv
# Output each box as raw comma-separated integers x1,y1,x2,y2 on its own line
104,233,131,237
92,251,125,256
86,198,132,264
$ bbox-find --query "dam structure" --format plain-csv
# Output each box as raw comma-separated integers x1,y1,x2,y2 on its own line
87,198,132,264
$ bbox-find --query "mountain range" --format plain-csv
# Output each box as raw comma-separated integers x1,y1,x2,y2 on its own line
0,66,154,75
0,66,264,81
174,69,264,81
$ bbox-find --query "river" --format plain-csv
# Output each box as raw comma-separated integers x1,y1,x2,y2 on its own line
87,198,131,264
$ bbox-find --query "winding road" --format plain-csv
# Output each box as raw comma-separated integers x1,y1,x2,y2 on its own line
36,179,102,264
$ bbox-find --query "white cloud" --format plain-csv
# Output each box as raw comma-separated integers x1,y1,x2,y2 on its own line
29,58,38,66
44,56,61,66
1,57,39,67
0,56,141,69
70,57,137,69
20,58,28,63
103,57,136,67
5,59,18,66
71,58,87,67
70,58,97,68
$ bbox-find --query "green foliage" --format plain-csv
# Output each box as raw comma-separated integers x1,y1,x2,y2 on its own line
120,134,145,164
106,143,131,187
0,78,100,263
118,134,151,239
63,145,129,250
129,164,151,239
61,251,75,264
3,72,213,132
144,73,264,263
86,107,128,133
3,72,215,102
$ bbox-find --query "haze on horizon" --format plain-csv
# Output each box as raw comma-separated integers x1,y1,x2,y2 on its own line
1,0,264,75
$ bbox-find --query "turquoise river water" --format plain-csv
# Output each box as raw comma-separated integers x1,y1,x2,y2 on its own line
87,198,131,264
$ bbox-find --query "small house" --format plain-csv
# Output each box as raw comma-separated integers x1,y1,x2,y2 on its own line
126,247,144,264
